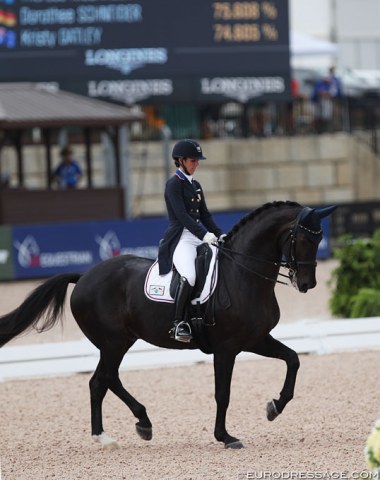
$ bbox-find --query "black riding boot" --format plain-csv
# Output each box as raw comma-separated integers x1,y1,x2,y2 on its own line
170,276,193,343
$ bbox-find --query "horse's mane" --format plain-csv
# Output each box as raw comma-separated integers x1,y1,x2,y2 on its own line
225,200,301,241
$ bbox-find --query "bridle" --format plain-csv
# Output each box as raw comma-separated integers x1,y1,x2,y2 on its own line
216,207,322,286
283,207,322,278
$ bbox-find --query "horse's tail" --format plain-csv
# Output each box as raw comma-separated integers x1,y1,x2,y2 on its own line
0,273,81,348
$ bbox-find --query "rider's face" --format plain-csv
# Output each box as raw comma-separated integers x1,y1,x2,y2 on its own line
182,158,199,175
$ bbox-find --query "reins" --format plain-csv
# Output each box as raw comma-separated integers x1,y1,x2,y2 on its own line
215,243,291,285
215,207,321,286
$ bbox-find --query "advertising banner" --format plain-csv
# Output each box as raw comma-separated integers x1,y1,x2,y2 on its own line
12,218,164,279
10,211,331,280
1,0,291,104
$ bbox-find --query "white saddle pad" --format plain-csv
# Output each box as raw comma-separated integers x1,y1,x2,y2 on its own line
144,245,218,304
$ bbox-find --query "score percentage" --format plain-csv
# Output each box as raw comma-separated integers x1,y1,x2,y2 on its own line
261,1,278,19
214,23,279,42
214,23,261,42
261,23,278,40
212,2,260,20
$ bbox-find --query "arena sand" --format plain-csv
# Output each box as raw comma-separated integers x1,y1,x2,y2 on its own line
0,260,378,479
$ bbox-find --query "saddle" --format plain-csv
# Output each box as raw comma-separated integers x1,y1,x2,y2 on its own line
144,244,226,355
144,244,218,305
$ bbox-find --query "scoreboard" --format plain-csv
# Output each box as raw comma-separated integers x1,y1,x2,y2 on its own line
0,1,290,104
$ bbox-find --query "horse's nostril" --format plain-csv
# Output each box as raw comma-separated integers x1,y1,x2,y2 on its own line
298,278,316,292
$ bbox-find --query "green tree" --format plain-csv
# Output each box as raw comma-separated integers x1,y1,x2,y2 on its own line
329,230,380,318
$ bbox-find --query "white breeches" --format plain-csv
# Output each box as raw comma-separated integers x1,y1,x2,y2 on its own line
173,228,203,286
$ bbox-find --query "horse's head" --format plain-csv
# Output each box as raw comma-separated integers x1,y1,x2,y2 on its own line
284,205,336,293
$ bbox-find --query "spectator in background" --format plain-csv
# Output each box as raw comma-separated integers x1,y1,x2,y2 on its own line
311,66,343,133
53,145,82,189
328,66,344,131
285,76,303,134
327,66,343,98
0,172,10,188
249,102,272,137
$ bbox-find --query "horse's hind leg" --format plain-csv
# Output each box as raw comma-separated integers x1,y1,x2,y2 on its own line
249,334,300,421
90,340,152,449
90,359,119,450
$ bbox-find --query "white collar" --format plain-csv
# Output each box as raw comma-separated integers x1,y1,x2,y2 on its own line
181,170,193,183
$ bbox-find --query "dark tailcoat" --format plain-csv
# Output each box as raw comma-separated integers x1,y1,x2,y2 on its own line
158,169,222,275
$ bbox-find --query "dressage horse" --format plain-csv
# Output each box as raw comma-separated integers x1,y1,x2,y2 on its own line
0,201,336,449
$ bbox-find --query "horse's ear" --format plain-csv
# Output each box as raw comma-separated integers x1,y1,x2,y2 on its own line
315,205,337,219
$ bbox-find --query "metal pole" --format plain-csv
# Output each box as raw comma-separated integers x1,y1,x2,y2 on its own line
161,124,172,183
101,131,116,187
119,124,133,218
330,0,337,44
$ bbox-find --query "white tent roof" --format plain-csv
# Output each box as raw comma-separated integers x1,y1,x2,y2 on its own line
291,31,338,57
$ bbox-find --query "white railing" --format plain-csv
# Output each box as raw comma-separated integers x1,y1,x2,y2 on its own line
1,317,380,381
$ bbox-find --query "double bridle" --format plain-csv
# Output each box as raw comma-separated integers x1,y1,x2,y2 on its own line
216,207,322,286
284,207,322,276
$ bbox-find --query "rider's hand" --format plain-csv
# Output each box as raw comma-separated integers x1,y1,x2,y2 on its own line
203,232,218,245
218,234,227,244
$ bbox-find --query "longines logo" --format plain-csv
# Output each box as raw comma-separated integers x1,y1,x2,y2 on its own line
201,76,285,102
85,47,168,75
88,79,173,104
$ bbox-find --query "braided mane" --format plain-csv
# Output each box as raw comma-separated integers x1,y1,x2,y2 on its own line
225,200,301,242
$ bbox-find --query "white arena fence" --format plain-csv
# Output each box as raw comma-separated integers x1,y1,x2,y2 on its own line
1,317,380,381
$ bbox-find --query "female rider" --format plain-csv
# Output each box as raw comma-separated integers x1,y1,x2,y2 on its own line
158,139,225,342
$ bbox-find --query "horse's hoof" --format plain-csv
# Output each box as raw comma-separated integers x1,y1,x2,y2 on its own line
92,433,120,450
266,400,279,421
225,440,245,449
103,440,120,451
136,424,153,441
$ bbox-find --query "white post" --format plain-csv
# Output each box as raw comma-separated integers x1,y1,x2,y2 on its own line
161,124,172,183
119,124,132,218
101,132,116,187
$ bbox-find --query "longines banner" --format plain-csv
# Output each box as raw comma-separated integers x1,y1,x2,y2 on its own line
8,213,331,280
1,0,291,104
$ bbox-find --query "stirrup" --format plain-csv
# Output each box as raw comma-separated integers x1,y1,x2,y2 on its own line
173,321,192,343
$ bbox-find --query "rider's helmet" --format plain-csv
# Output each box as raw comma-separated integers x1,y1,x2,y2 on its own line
172,139,206,161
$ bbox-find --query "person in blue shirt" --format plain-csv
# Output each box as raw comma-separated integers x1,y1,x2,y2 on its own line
158,139,226,343
53,146,82,189
311,67,343,133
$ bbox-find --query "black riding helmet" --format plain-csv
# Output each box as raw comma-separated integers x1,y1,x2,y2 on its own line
172,139,206,160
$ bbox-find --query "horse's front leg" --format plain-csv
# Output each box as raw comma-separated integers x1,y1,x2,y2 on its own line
213,351,244,449
248,334,300,421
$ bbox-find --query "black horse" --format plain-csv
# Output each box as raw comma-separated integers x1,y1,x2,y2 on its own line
0,201,335,449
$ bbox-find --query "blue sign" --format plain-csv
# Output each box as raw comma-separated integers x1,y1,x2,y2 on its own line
10,211,331,280
12,218,165,279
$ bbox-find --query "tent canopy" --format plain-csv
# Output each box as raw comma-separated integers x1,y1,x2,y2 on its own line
291,31,338,57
